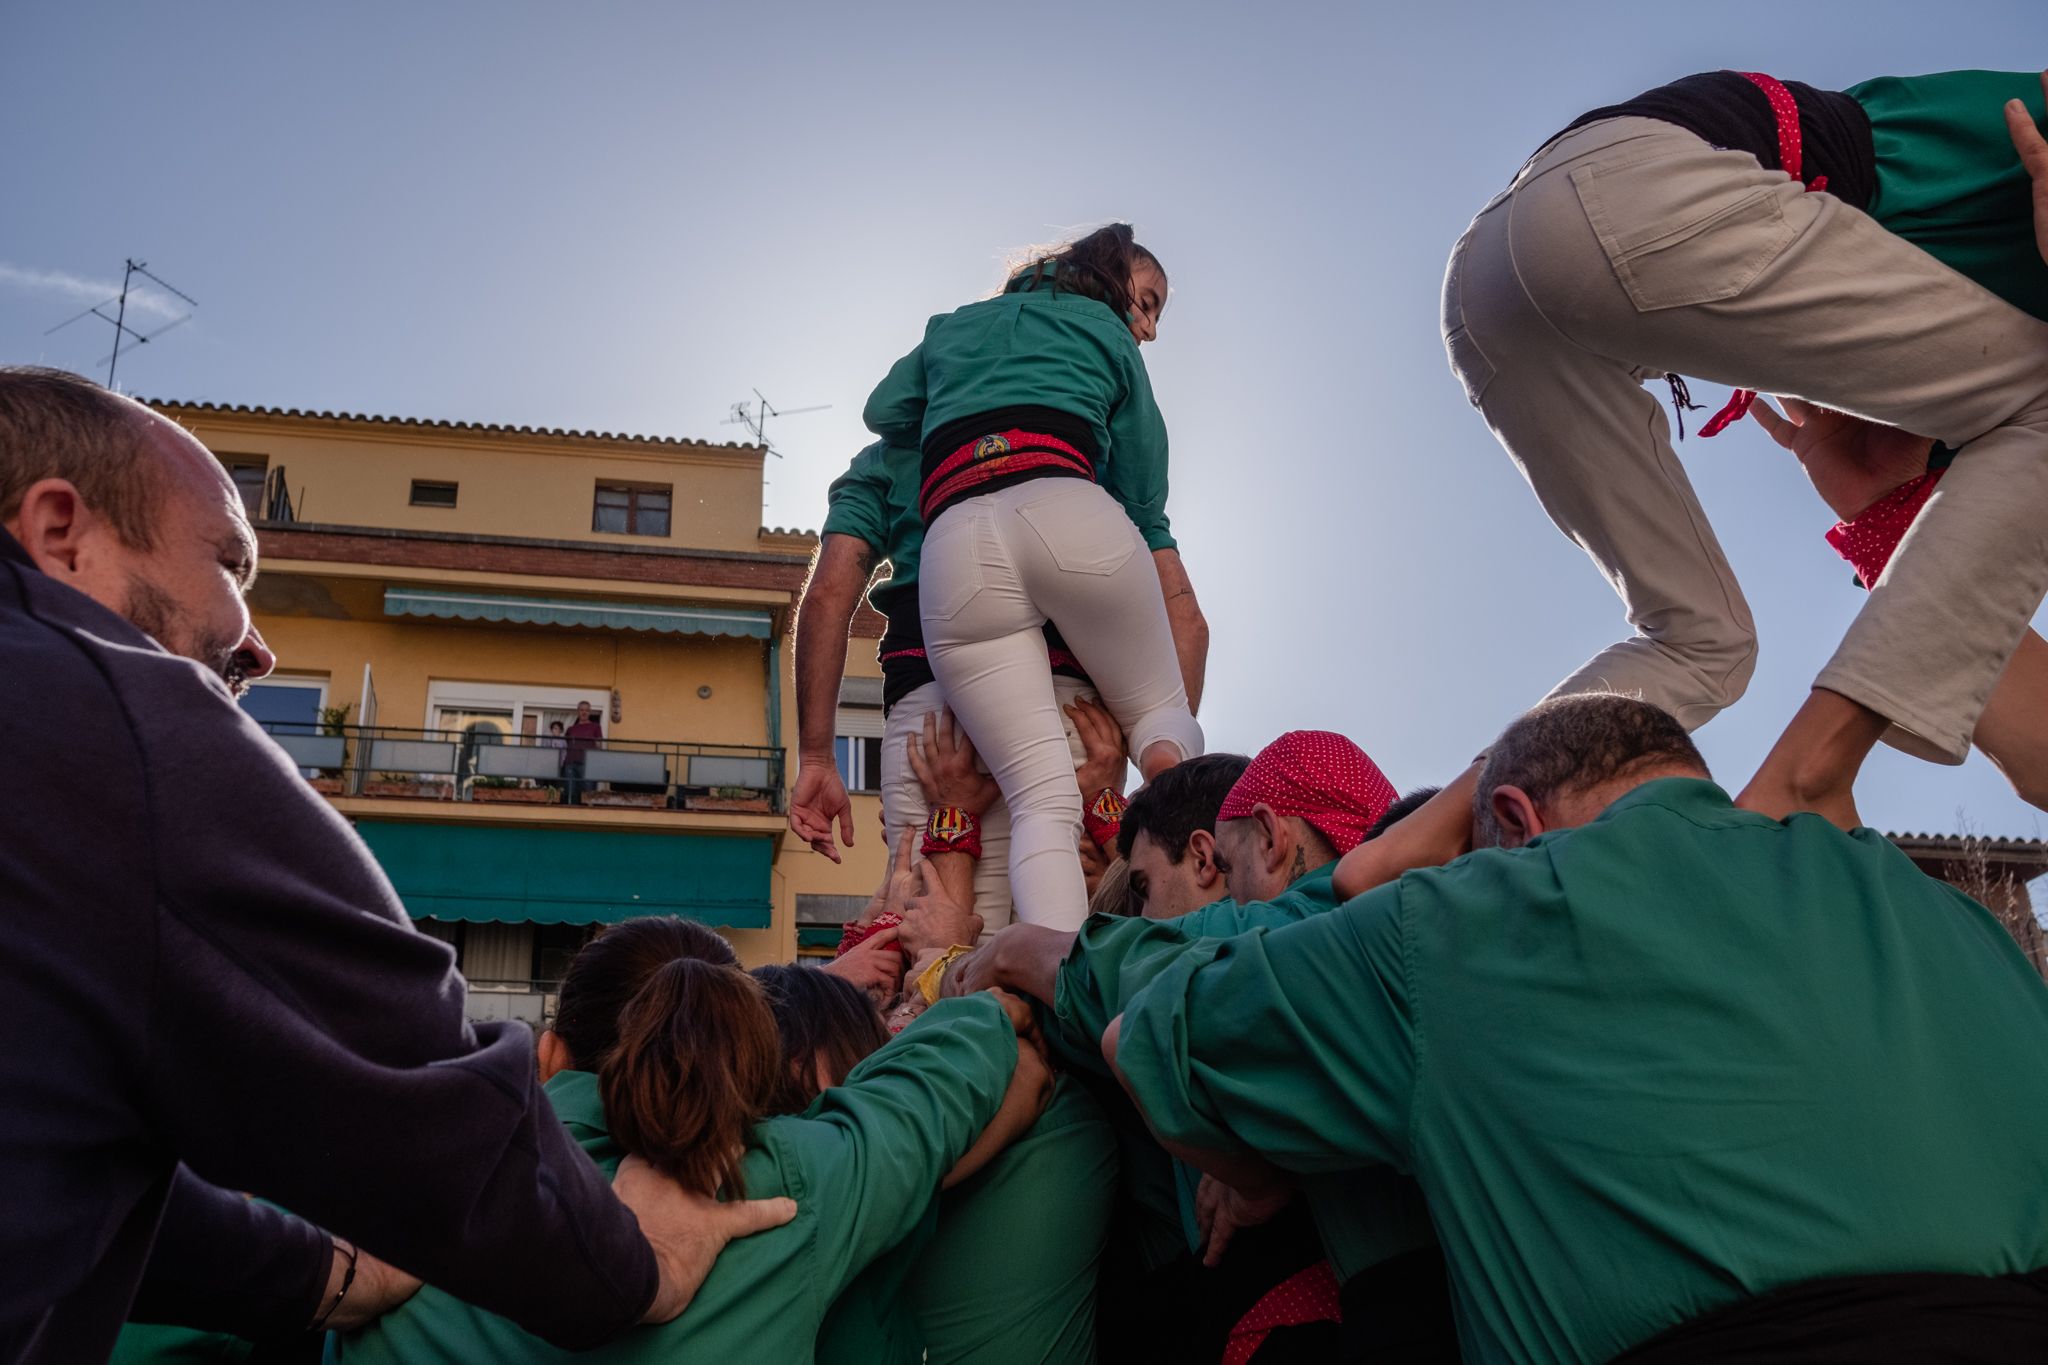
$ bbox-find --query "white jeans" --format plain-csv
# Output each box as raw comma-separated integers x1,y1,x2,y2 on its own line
881,677,1094,936
920,479,1202,929
1448,117,2048,761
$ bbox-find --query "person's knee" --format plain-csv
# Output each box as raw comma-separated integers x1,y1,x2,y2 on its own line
1128,708,1204,767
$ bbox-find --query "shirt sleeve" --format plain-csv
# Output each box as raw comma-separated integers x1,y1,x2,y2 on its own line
1103,346,1175,552
1115,887,1418,1173
796,994,1019,1314
863,336,931,448
130,671,656,1351
127,1168,331,1341
822,443,893,552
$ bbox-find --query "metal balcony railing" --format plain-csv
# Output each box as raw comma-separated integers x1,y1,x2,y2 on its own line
260,722,785,814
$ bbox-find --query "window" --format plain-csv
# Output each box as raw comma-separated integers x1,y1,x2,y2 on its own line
239,676,327,732
834,703,884,794
593,482,671,537
410,479,458,508
425,680,607,744
219,455,268,517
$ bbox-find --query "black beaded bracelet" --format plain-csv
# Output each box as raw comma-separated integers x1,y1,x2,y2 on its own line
309,1238,360,1332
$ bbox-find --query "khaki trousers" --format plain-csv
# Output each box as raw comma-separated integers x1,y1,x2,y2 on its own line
881,676,1094,937
1446,117,2048,761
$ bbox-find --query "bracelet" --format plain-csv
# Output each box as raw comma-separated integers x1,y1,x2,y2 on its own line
916,944,975,1006
309,1237,360,1332
922,806,984,861
1082,786,1127,851
837,911,905,957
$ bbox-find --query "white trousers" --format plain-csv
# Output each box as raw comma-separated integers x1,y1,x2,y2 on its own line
1448,117,2048,761
881,677,1094,936
920,479,1202,929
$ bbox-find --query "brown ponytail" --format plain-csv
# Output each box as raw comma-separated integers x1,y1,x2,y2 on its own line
1009,222,1165,320
599,957,784,1198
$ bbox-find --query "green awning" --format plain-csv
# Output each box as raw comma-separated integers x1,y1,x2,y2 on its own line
384,587,771,639
355,820,773,927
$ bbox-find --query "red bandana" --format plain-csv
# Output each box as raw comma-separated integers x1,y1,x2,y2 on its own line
1215,730,1396,857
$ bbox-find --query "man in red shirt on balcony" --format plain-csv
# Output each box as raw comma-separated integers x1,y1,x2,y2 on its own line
561,699,605,805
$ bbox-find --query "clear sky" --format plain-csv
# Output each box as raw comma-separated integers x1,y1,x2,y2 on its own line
6,0,2047,838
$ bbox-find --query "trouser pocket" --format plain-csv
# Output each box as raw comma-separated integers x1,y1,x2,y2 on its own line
1015,485,1140,576
919,505,987,621
1441,224,1496,407
1571,152,1798,312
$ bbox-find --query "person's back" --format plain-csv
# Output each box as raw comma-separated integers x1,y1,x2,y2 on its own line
336,994,1017,1365
1398,779,2048,1359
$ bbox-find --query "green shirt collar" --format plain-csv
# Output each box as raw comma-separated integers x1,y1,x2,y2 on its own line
544,1068,607,1136
1585,775,1763,831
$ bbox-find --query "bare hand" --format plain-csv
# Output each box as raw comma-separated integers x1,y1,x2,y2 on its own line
321,1246,423,1332
902,861,984,957
615,1156,798,1323
1066,696,1128,799
940,941,998,999
1077,828,1110,900
820,925,905,1001
858,829,922,926
789,760,854,862
985,986,1044,1051
908,710,1001,815
2006,77,2048,267
1749,397,1935,522
1194,1174,1293,1269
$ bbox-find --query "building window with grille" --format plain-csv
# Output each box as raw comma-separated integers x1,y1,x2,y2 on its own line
410,479,458,507
593,482,672,537
834,703,884,794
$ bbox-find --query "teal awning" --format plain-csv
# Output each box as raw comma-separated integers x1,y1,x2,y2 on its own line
355,821,773,927
384,587,771,639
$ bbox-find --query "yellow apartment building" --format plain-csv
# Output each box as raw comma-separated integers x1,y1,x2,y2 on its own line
158,400,892,1023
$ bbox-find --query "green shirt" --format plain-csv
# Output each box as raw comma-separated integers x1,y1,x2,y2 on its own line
334,995,1016,1365
1052,862,1436,1279
862,282,1176,552
1117,778,2048,1364
1852,70,2048,323
906,1076,1118,1365
821,439,928,627
107,1325,255,1364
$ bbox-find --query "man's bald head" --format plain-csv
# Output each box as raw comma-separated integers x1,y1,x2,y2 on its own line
1475,694,1708,848
0,367,174,550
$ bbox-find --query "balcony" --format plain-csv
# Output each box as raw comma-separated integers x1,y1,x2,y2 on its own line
259,722,785,815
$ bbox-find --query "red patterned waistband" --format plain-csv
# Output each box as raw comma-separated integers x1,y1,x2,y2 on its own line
918,428,1095,521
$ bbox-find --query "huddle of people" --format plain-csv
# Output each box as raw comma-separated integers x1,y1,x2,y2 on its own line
7,60,2048,1365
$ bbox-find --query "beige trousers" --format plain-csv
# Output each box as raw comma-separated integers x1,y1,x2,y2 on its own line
1447,116,2048,761
880,676,1094,936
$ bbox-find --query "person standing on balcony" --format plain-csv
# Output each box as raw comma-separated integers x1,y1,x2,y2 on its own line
0,368,793,1365
562,699,605,806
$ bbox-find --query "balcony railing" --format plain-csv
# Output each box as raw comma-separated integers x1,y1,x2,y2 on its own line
260,722,785,814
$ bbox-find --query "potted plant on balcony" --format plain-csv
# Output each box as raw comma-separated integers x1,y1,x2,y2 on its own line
472,776,558,805
308,703,351,795
364,771,455,800
686,784,774,814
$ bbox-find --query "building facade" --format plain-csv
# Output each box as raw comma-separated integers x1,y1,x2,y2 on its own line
162,400,891,1023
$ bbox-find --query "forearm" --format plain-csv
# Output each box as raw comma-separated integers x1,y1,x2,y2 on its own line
794,537,871,761
992,923,1076,1004
129,1168,332,1340
1152,549,1208,713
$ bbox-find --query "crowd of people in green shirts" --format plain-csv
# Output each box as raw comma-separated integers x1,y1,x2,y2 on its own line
104,64,2048,1365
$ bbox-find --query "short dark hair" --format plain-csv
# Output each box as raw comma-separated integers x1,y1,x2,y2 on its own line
1009,223,1164,323
0,366,160,549
1477,695,1707,834
1118,752,1252,864
751,964,890,1113
1365,785,1442,842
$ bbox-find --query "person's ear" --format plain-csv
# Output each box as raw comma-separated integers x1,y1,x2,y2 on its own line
1488,785,1545,849
1186,829,1225,889
1251,804,1290,876
536,1028,573,1084
8,478,96,579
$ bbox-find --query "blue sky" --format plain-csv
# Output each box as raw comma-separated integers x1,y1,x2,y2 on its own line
6,1,2047,838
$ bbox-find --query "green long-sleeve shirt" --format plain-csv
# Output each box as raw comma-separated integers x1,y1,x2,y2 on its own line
1051,861,1436,1280
333,995,1017,1365
862,280,1176,552
822,440,929,629
1116,778,2048,1364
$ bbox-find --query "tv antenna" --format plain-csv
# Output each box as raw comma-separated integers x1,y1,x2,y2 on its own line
722,389,829,458
42,258,198,388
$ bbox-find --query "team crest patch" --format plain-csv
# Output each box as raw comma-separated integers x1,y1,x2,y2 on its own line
1089,788,1127,821
972,433,1012,462
927,806,971,842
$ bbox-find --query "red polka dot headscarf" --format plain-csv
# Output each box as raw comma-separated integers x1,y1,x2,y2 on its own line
1214,730,1396,856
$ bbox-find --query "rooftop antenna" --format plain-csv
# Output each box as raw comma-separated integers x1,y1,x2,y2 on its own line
721,389,829,458
42,258,198,389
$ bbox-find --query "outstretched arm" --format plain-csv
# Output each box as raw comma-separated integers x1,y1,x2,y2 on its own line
791,533,873,861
